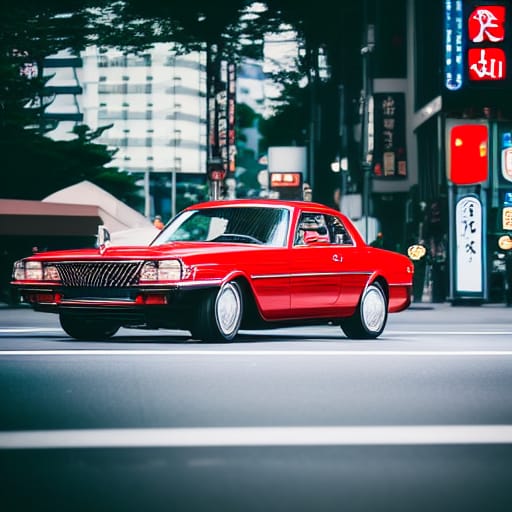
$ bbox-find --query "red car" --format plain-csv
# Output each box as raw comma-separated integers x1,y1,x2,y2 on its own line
11,199,414,342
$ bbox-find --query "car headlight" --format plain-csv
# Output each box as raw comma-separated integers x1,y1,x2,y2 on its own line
12,260,61,282
140,260,182,282
25,261,43,281
43,265,60,281
13,260,25,281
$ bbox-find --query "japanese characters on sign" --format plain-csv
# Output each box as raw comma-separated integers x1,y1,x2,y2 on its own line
467,5,506,82
372,93,407,179
444,0,464,90
455,195,483,294
444,1,511,93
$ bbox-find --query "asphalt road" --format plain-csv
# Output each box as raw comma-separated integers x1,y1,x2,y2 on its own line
1,303,512,512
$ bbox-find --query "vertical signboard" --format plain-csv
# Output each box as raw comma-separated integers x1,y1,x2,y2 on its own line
444,0,464,90
207,44,220,160
444,1,512,100
454,194,485,295
227,62,237,173
496,125,512,235
372,93,407,178
467,4,506,83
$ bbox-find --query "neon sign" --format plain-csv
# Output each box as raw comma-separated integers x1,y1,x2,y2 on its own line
444,0,464,90
468,6,505,42
444,1,510,91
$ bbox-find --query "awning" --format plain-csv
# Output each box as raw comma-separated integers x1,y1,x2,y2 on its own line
0,199,103,237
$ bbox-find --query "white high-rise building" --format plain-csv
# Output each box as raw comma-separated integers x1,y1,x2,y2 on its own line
43,43,208,220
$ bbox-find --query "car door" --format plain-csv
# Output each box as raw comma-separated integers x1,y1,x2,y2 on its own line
290,212,344,317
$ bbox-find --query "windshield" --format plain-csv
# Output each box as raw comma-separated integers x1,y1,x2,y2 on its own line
151,206,290,247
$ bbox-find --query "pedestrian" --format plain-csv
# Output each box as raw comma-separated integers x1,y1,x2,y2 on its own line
153,215,164,230
370,232,384,248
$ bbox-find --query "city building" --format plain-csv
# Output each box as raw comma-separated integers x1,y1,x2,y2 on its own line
43,43,208,222
360,0,512,304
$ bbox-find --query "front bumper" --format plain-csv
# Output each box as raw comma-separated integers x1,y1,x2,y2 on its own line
12,282,218,329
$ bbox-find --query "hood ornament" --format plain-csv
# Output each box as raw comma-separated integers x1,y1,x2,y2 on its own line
97,225,112,255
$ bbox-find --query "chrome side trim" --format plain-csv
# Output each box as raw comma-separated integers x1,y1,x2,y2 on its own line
251,271,372,279
178,279,223,288
60,299,137,306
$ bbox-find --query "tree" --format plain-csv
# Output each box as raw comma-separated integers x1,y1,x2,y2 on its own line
0,123,141,205
0,2,144,202
0,1,365,205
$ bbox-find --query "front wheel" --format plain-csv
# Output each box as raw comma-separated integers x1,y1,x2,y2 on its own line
191,281,243,342
59,314,120,341
340,282,388,339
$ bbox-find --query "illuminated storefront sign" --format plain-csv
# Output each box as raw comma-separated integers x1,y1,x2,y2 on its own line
372,93,407,179
468,47,506,80
444,1,511,92
500,131,512,182
444,0,464,90
455,195,483,293
503,206,512,229
498,234,512,249
270,172,302,187
447,122,488,184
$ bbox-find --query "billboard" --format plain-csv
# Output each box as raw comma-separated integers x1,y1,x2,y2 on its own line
372,93,407,179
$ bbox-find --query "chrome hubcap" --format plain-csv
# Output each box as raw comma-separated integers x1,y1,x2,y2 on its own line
362,286,385,332
216,283,241,335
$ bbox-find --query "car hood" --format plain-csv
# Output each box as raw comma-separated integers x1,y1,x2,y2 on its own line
27,241,270,262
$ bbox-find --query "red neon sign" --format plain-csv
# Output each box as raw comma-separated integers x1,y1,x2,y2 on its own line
468,6,505,43
466,5,507,82
449,124,488,185
468,47,506,81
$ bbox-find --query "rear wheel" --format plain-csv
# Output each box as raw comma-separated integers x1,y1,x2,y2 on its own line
59,314,120,341
340,282,387,339
191,281,243,342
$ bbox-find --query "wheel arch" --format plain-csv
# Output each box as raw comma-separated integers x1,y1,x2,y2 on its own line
371,275,389,307
229,274,266,329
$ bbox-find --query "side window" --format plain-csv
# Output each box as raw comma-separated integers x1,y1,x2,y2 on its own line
326,215,353,245
294,213,331,245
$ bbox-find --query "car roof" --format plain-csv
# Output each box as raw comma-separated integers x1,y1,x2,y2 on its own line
185,198,341,215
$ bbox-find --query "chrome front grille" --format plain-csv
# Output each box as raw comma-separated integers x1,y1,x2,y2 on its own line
55,261,145,288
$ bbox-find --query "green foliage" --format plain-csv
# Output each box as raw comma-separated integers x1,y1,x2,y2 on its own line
258,80,309,149
0,0,358,206
0,125,140,206
0,2,142,203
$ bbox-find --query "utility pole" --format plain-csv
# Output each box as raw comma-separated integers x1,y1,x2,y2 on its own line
307,43,319,197
360,16,375,242
338,84,348,209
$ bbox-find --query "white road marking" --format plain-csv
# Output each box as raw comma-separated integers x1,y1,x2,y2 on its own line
2,349,512,357
1,328,512,336
0,328,63,333
1,425,512,450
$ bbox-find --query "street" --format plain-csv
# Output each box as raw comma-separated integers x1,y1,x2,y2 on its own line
1,303,512,511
